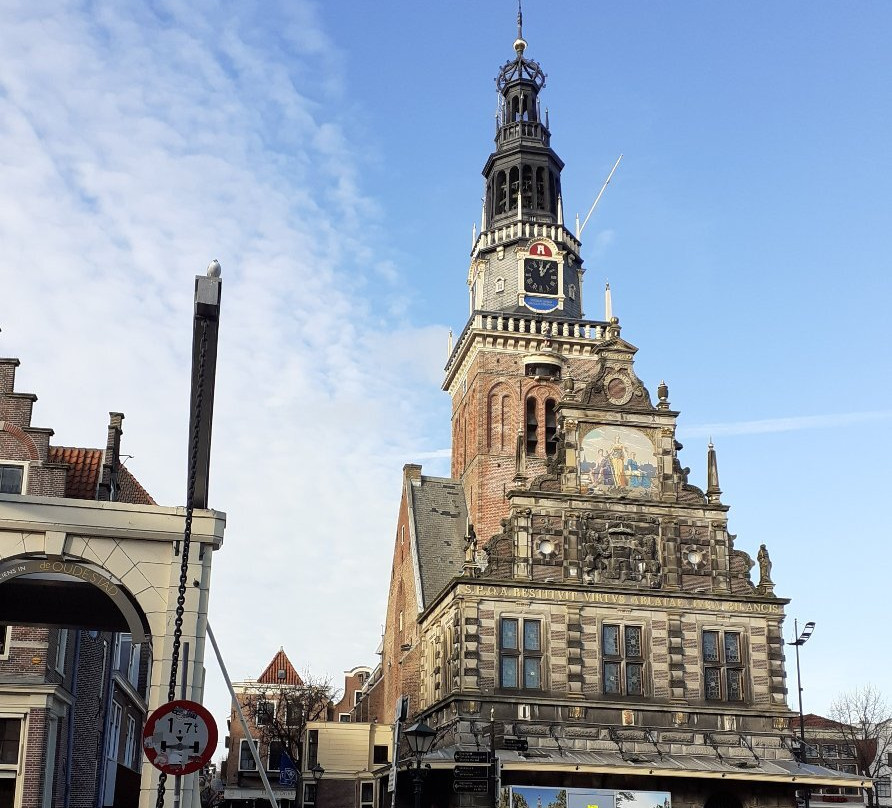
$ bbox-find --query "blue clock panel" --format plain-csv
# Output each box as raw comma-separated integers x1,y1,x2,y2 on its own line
524,295,559,312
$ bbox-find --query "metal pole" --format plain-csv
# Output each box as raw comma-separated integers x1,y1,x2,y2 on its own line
413,764,423,808
793,619,810,808
206,622,281,807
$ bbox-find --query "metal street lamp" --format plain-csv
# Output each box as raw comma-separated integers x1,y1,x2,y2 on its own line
311,763,324,807
403,721,436,808
788,620,816,808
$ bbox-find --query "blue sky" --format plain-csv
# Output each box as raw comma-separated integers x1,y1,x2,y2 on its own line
1,0,890,751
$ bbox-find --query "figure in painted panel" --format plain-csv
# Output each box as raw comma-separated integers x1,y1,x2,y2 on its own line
625,452,650,489
589,449,615,487
608,436,628,487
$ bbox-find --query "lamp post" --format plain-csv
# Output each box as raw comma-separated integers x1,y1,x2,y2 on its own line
789,619,815,808
403,721,436,808
311,763,324,808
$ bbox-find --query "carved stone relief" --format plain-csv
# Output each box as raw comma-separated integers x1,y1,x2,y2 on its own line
578,515,663,589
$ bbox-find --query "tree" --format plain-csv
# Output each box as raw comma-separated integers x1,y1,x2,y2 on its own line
829,684,892,808
242,673,339,771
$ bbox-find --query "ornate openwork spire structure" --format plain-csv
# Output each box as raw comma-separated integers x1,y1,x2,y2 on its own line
484,16,563,230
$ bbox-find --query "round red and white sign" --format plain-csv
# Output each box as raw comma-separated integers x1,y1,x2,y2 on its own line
143,699,218,775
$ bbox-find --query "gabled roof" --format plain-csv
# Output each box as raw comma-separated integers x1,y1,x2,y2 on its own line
409,474,467,607
257,649,303,686
47,447,103,499
46,446,156,505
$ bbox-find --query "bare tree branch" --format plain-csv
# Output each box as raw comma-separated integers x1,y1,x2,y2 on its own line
829,684,892,807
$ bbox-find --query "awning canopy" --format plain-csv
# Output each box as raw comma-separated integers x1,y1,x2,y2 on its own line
223,786,297,799
422,746,871,789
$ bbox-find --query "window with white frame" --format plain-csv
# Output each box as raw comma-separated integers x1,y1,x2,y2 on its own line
124,716,137,769
360,780,375,808
354,691,362,706
499,617,542,690
303,783,317,807
702,629,744,701
55,629,68,673
569,284,576,300
0,718,22,765
602,624,644,696
495,277,505,293
128,643,140,687
239,738,258,771
107,703,122,761
339,714,351,723
0,464,24,494
875,777,891,799
0,626,9,659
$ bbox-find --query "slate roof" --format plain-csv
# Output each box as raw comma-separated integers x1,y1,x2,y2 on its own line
46,446,156,505
257,649,303,686
409,474,467,607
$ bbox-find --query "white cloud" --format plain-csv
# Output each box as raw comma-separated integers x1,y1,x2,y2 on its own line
0,0,449,744
679,410,892,439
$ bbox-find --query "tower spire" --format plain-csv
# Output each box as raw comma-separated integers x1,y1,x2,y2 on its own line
706,440,722,503
517,0,523,41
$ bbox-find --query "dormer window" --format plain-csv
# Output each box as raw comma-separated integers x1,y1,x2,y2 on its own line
495,277,505,293
568,284,576,300
0,464,24,494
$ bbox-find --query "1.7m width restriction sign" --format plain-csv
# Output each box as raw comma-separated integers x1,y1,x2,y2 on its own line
143,699,218,775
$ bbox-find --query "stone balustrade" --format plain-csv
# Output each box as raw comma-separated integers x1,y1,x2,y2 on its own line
474,220,582,255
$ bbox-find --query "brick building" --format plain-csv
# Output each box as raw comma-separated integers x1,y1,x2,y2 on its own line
0,355,154,807
362,20,867,808
221,652,384,807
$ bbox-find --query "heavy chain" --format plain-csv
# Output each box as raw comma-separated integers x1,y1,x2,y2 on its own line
156,320,209,808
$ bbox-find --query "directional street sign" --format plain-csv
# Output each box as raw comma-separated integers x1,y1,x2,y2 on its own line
503,737,529,752
454,765,491,779
454,750,490,764
454,780,489,793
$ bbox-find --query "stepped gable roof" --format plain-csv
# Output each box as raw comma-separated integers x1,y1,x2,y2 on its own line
47,446,156,504
47,446,103,499
410,474,467,607
257,649,303,686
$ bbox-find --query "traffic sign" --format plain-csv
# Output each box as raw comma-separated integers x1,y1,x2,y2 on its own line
143,699,218,775
503,737,528,752
454,765,490,779
454,780,489,793
454,750,491,764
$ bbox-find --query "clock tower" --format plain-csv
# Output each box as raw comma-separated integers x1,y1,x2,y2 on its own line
447,20,621,545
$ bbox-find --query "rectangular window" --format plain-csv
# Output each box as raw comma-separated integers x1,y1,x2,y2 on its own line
256,700,274,726
0,465,24,495
703,630,745,701
303,783,317,807
124,716,137,769
239,739,258,771
373,745,389,765
360,781,375,808
339,714,351,723
268,741,283,772
602,624,644,696
306,729,319,769
128,643,141,687
55,629,69,673
0,626,8,658
875,777,891,799
499,618,542,690
107,703,123,761
354,691,362,706
0,718,21,765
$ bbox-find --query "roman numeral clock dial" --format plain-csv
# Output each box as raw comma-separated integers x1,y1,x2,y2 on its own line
524,258,558,295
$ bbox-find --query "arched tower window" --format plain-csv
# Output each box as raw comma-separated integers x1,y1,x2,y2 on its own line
500,394,511,452
509,167,520,210
522,165,533,210
495,170,507,214
536,167,546,210
495,277,505,293
545,399,558,456
510,95,520,122
549,170,558,214
525,397,538,455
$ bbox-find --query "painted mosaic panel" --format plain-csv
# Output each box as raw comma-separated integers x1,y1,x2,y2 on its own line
578,426,658,497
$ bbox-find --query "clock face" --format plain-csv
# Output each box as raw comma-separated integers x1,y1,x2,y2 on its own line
524,258,558,295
